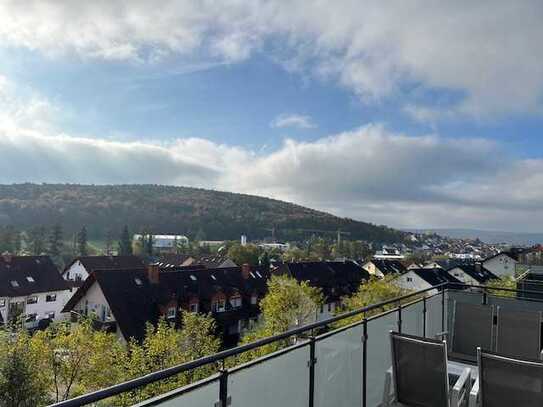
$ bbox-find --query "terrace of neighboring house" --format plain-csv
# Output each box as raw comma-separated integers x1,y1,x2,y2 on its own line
47,283,543,407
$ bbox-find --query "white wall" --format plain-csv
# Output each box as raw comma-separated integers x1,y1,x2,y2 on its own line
483,254,517,277
63,260,89,282
363,261,384,278
0,288,73,323
393,271,436,295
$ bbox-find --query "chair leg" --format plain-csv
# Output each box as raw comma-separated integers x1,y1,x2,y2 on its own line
451,367,471,407
469,378,479,407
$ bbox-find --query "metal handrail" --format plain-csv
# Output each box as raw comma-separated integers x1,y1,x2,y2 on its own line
48,282,543,406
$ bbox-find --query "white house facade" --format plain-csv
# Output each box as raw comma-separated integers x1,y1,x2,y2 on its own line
483,253,517,278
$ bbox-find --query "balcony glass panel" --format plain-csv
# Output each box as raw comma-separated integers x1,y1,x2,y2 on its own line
131,377,219,406
425,293,443,339
228,344,310,407
366,311,398,406
402,300,424,336
488,295,543,313
447,289,482,331
314,323,363,407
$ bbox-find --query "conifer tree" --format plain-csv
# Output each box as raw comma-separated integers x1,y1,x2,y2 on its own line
118,225,133,256
77,226,88,256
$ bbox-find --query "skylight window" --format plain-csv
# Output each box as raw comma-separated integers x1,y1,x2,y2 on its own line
211,275,217,281
26,276,35,283
190,274,197,281
256,271,263,278
134,278,143,286
250,272,256,278
10,280,19,287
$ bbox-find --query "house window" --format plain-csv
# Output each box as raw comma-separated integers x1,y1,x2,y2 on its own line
406,277,413,282
250,295,257,305
46,312,55,319
46,294,56,302
27,296,38,304
189,303,199,313
213,299,226,313
26,276,35,283
230,296,242,309
166,306,176,319
0,299,5,307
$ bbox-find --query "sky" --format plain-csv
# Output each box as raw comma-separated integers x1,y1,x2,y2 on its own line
1,1,543,232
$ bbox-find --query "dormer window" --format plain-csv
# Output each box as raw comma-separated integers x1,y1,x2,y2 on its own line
26,276,35,283
230,296,242,309
166,306,176,319
212,299,226,313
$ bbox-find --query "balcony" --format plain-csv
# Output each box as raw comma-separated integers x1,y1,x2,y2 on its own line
48,283,543,407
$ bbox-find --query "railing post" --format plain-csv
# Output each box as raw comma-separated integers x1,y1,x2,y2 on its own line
422,296,427,338
216,365,230,407
441,288,445,333
308,336,317,407
482,289,488,305
362,317,368,407
397,302,402,333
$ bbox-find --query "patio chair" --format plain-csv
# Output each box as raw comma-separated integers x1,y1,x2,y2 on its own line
469,348,543,407
382,331,471,407
449,302,494,362
495,307,543,360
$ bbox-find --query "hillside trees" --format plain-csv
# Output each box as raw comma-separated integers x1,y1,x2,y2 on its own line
118,225,133,255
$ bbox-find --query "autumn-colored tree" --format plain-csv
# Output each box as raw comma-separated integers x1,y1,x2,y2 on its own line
236,275,322,362
227,243,261,266
118,312,220,405
338,276,411,326
486,276,516,297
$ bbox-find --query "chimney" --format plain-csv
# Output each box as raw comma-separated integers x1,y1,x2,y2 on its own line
2,252,12,263
147,263,160,284
241,263,251,280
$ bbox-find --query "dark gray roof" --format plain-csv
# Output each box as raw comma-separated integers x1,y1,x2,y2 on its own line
278,261,370,300
66,256,145,273
0,256,68,297
371,259,407,275
410,268,462,288
452,264,498,284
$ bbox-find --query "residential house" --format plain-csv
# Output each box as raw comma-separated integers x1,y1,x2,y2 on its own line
394,268,462,295
133,234,190,254
63,263,269,346
0,254,71,325
362,259,407,279
276,261,370,321
62,255,145,286
446,263,499,286
482,252,518,277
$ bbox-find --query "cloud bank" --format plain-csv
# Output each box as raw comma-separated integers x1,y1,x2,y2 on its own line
1,1,543,118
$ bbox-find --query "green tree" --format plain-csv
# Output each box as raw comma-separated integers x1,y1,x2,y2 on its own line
339,276,411,326
77,226,88,256
486,276,516,297
0,327,49,407
26,226,47,255
238,275,322,361
118,225,133,256
0,226,17,254
104,229,114,256
120,312,220,404
227,243,261,266
48,223,63,261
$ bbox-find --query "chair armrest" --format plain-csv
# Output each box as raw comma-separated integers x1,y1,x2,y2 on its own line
469,378,479,407
451,367,471,407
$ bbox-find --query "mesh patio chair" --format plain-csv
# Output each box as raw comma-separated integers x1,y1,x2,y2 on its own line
382,331,471,407
495,307,543,360
469,348,543,407
449,302,494,362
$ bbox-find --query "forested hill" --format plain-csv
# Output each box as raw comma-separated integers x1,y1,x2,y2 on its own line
0,184,405,243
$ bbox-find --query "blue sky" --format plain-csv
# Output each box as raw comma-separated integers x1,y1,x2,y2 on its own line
1,1,543,231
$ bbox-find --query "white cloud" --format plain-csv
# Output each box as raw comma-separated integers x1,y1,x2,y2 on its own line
1,1,542,117
270,114,317,129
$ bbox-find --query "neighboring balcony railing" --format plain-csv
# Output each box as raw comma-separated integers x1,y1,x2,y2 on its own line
47,283,543,407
